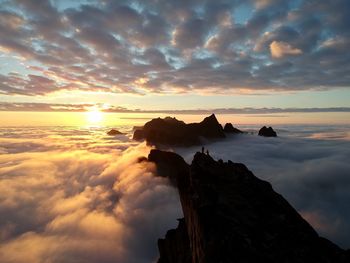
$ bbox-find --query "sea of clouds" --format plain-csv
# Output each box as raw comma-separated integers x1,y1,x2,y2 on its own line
0,124,349,263
0,127,182,263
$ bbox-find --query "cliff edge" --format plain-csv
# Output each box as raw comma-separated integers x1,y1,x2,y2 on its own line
148,150,349,263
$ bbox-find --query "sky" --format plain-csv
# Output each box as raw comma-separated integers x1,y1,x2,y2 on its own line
0,0,349,120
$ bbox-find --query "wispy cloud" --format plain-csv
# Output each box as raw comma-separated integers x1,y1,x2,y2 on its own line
1,102,350,114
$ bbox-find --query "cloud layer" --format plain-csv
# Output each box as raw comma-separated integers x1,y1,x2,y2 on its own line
0,127,182,263
0,0,350,96
1,102,350,114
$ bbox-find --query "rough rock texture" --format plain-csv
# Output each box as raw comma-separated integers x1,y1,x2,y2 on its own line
133,114,225,146
149,150,349,263
258,126,277,137
107,129,124,135
148,150,189,186
223,123,243,134
157,218,192,263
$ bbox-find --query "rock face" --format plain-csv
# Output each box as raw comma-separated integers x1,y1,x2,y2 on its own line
223,123,243,134
149,150,349,263
107,129,124,135
133,114,225,146
258,126,277,137
157,218,191,263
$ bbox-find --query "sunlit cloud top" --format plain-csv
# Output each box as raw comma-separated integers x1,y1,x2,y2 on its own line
0,0,349,97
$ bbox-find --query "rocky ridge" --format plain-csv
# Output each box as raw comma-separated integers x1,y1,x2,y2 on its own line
133,114,225,146
148,149,349,263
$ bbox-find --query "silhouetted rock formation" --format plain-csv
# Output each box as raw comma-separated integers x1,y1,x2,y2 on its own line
258,126,277,137
157,218,191,263
148,150,189,186
148,150,349,263
107,129,124,135
133,129,145,140
133,125,143,131
223,123,243,134
133,114,225,146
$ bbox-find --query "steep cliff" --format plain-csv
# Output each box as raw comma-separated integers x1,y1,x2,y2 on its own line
149,150,349,263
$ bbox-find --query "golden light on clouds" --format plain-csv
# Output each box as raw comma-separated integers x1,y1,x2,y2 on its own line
86,108,103,124
270,41,302,58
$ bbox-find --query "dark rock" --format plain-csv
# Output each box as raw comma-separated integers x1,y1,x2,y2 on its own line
258,126,277,137
148,149,189,186
133,129,145,141
133,114,225,146
136,156,148,163
157,218,191,263
223,123,243,134
149,150,349,263
107,129,123,135
133,125,143,131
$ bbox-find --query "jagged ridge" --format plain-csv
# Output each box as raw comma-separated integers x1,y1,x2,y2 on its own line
148,150,349,263
133,114,225,146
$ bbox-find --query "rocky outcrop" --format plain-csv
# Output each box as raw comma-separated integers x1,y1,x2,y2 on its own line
133,129,145,140
258,126,277,137
133,114,225,146
149,150,349,263
223,123,243,134
107,129,124,135
157,218,191,263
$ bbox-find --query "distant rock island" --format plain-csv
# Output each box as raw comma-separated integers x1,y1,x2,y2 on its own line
223,123,243,134
259,126,277,137
107,129,124,135
148,150,349,263
133,114,277,145
133,114,225,146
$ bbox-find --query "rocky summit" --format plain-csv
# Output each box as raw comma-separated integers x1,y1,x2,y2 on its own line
133,114,225,146
258,126,277,137
148,149,349,263
107,129,124,135
223,123,243,134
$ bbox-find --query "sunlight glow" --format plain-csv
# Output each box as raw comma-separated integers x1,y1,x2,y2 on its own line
86,109,103,124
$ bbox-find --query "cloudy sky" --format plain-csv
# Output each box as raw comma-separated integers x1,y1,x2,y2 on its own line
0,0,349,112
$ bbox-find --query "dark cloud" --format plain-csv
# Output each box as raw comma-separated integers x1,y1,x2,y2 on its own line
1,102,350,114
0,0,349,96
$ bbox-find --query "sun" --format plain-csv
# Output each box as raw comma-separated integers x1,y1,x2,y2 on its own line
86,109,103,124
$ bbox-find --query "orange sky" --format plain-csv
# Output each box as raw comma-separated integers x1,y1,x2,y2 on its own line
1,111,349,127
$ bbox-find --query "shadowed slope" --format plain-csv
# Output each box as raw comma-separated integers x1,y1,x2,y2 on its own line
148,150,349,263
